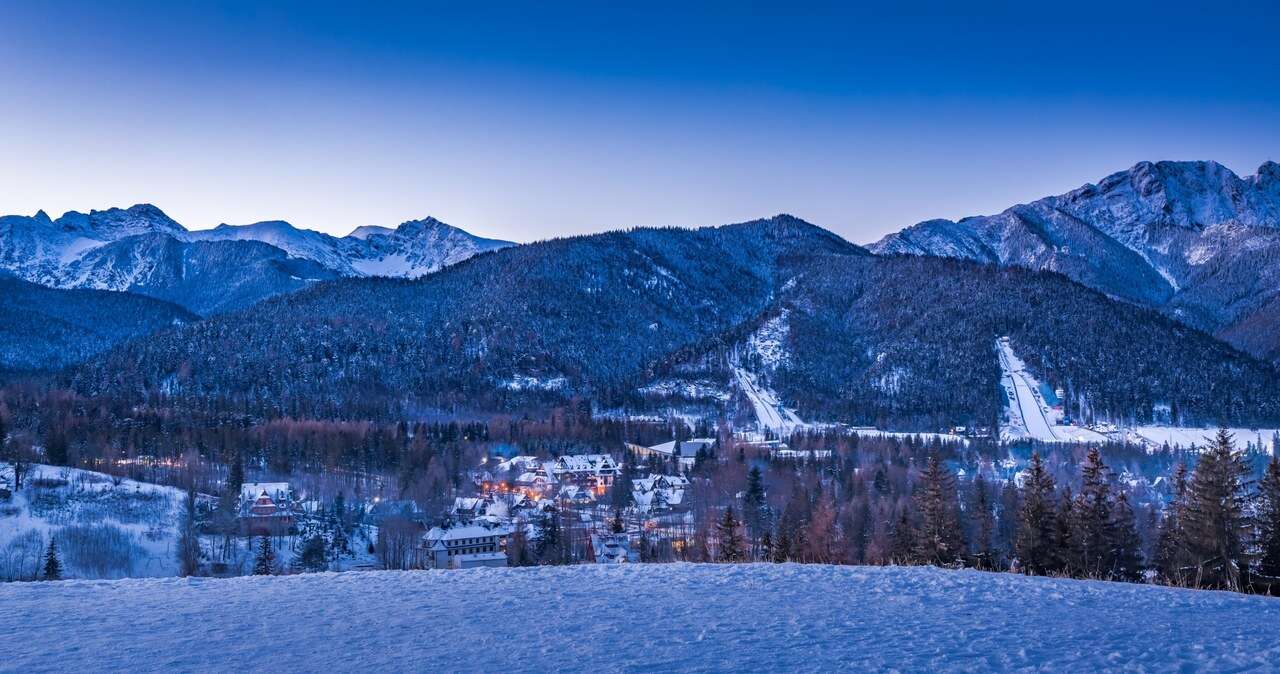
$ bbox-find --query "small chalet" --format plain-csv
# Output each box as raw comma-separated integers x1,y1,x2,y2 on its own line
0,475,11,501
238,482,296,536
421,523,512,570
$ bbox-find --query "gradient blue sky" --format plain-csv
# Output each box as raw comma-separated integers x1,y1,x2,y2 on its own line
2,1,1278,243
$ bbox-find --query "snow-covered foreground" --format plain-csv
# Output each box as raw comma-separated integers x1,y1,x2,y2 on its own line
5,564,1279,673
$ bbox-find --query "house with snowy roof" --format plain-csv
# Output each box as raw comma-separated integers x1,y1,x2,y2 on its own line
629,438,714,471
557,484,597,506
0,475,11,501
238,482,297,536
546,454,619,489
421,522,513,570
591,533,638,564
632,473,689,513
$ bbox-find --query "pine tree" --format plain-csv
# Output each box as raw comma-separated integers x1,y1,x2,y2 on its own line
178,483,200,577
44,427,69,467
969,473,997,570
43,537,62,581
1109,492,1144,582
914,455,963,566
296,534,328,573
773,528,791,563
253,536,276,575
228,450,245,493
612,451,636,509
1155,463,1192,586
610,507,625,534
717,506,744,562
743,466,768,545
1053,487,1079,576
1254,455,1280,593
536,509,564,564
888,507,915,565
1016,452,1058,575
760,530,775,563
1184,428,1253,591
1074,447,1115,578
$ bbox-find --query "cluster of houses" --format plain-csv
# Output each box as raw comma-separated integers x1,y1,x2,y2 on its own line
228,444,701,571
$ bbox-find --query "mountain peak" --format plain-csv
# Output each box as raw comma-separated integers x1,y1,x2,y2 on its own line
54,203,184,238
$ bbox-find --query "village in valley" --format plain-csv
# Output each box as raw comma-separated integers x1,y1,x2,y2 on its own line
216,438,717,574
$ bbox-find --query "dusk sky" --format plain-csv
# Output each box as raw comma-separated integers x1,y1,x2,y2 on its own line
2,1,1278,244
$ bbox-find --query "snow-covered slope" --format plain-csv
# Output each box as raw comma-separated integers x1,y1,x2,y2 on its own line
0,463,182,580
0,204,512,314
873,160,1280,362
3,564,1279,672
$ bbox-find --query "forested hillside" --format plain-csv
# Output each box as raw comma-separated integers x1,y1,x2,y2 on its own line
67,218,1280,427
72,216,862,417
773,255,1280,428
0,278,196,373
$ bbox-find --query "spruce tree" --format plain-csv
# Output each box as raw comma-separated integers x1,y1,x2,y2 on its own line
1184,428,1252,591
1015,452,1058,575
888,507,916,565
969,473,997,570
227,447,244,496
296,534,328,573
1109,492,1144,582
43,537,62,581
914,455,962,566
44,427,69,467
717,506,744,562
743,466,768,544
1075,447,1115,578
1155,463,1192,585
1255,455,1280,592
773,528,791,563
1054,487,1079,577
178,483,200,577
253,536,276,575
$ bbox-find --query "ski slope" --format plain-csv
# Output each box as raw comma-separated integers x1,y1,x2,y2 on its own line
734,367,805,435
997,338,1109,444
4,564,1279,672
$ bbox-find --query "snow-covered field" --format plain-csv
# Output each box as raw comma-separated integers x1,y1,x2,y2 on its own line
0,463,182,580
3,564,1278,672
1122,426,1279,453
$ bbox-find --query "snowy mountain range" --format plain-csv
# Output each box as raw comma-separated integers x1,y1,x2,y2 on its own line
0,204,512,314
873,160,1280,362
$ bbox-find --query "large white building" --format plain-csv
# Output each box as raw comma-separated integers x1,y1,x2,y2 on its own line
421,524,513,570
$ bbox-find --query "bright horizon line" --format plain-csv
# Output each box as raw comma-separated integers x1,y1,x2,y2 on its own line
9,156,1275,246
